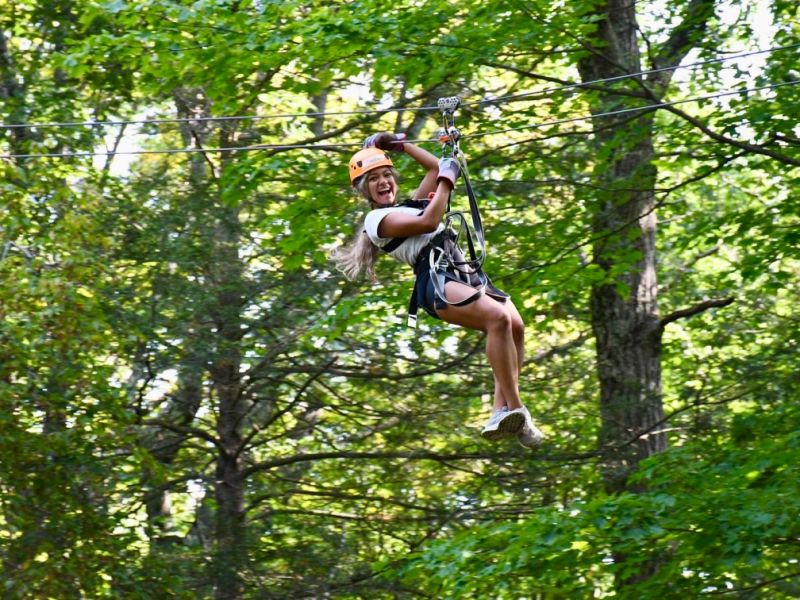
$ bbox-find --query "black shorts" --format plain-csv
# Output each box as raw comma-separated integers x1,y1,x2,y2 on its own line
415,267,445,320
414,266,508,321
414,265,509,319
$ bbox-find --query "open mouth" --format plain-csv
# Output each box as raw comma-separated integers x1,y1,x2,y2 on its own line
376,187,394,202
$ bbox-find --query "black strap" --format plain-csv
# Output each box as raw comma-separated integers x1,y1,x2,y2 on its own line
462,167,484,248
407,276,420,327
448,158,484,272
402,199,430,210
381,236,406,253
377,200,429,254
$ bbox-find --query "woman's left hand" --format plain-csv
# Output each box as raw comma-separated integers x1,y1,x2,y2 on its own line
437,157,460,189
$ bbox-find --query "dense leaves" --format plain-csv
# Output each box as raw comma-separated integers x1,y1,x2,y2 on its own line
1,0,798,597
394,401,800,598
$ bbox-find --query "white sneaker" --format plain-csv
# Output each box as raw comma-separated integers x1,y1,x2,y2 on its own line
518,406,544,449
480,407,525,441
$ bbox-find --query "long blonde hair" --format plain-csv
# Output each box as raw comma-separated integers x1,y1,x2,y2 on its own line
329,168,400,281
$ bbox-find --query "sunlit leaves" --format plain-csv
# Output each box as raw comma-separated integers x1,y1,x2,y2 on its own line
3,0,800,597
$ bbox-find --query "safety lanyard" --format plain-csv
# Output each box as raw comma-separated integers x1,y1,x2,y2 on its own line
437,96,486,273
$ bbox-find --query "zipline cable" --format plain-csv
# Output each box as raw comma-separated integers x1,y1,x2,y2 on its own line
465,42,800,108
0,141,362,160
0,43,797,132
461,79,800,140
1,79,797,160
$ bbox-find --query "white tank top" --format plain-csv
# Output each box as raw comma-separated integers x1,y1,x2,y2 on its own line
363,206,444,267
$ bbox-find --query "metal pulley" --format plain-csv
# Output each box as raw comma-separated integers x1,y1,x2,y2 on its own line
437,126,460,144
437,96,460,115
437,96,462,157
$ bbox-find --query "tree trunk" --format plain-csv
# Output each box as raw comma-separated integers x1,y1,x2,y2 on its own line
173,87,248,598
577,0,715,587
578,0,666,494
210,250,247,600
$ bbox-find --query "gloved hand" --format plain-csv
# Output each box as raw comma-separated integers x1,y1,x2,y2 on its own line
363,132,407,152
437,157,460,189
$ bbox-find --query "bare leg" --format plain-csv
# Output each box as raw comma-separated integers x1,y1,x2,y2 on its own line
436,282,522,410
507,299,525,373
491,300,525,410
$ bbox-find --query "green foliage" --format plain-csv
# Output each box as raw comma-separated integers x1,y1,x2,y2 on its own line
388,403,800,598
1,0,799,597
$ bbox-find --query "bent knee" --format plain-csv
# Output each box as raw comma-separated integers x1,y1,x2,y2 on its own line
486,306,513,332
511,313,524,337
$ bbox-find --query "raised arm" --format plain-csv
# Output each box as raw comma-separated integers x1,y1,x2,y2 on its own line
363,132,440,200
361,132,459,238
377,158,460,239
403,143,440,200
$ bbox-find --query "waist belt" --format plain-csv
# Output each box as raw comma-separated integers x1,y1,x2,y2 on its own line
404,226,508,328
378,203,507,328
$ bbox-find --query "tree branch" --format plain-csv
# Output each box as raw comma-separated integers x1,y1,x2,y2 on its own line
661,104,800,167
531,332,591,363
659,297,735,330
648,0,716,91
704,571,800,596
241,445,606,478
656,150,747,195
143,419,224,452
241,450,506,478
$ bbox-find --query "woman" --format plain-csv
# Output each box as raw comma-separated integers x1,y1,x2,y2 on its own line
331,132,543,448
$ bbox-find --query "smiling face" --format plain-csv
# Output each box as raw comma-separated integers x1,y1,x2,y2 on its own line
365,167,397,207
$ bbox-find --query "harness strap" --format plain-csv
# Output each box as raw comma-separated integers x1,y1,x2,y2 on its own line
405,248,431,328
381,235,406,254
376,200,429,256
405,234,489,327
457,154,485,269
407,274,421,328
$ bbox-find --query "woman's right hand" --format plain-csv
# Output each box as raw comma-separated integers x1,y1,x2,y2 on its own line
363,132,407,152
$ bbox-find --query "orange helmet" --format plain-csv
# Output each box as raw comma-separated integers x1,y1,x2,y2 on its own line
348,148,393,184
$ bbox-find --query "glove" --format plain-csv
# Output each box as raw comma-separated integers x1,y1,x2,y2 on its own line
363,132,407,152
437,157,460,189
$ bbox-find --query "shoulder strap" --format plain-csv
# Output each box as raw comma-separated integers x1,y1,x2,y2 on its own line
381,236,407,253
378,201,428,254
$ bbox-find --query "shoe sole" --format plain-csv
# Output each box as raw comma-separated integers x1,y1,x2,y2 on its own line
481,411,525,442
518,432,544,449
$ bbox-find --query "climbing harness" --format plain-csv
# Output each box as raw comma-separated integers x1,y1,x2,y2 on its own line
387,96,509,328
428,98,489,306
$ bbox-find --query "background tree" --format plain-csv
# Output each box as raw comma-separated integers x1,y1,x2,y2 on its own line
1,0,798,598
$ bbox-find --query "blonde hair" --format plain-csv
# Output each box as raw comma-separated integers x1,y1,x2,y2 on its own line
329,227,381,281
329,168,400,281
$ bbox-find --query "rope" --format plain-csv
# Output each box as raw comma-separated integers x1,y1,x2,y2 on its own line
2,79,795,160
0,43,796,132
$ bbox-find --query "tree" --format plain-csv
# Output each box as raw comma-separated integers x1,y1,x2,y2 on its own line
2,0,798,597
